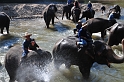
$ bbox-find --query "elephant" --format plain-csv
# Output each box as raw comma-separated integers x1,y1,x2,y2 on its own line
122,39,124,53
80,8,95,20
82,18,117,39
71,7,81,23
52,36,124,79
4,45,52,82
107,23,124,46
108,5,121,19
0,12,10,34
43,4,57,28
62,4,74,20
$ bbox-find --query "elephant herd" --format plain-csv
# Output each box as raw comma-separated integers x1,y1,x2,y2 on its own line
1,3,124,82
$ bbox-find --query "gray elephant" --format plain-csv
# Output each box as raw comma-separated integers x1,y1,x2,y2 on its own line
4,45,52,82
107,23,124,46
80,8,95,20
71,7,81,22
43,4,58,28
82,18,117,39
0,12,10,34
52,36,124,79
62,4,74,20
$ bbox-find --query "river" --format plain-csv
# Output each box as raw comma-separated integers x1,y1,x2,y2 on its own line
0,1,124,82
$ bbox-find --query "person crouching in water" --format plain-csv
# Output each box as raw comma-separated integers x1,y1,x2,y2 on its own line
28,39,39,51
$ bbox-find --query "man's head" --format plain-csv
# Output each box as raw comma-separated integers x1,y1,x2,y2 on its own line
82,23,88,29
23,32,32,39
78,20,82,24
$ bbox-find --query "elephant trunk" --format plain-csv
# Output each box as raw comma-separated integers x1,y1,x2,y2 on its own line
108,52,124,63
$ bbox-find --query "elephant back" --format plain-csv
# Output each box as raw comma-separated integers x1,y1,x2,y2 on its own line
21,49,52,66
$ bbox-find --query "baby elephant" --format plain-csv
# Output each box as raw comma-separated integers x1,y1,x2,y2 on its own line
0,12,10,34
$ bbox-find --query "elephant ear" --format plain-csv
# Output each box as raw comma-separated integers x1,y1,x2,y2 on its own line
110,23,118,33
94,40,106,55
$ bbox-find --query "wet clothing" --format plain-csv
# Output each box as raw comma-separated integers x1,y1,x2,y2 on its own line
67,0,73,5
73,23,82,34
108,13,114,20
29,43,39,50
87,2,92,9
22,38,33,57
78,28,92,46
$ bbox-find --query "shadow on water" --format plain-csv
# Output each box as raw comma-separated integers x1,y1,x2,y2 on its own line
0,33,21,53
47,22,71,32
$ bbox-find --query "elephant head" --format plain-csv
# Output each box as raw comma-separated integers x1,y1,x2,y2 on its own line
80,9,95,20
62,4,74,20
81,18,116,39
4,45,52,82
52,36,124,79
108,5,121,18
71,7,81,22
43,4,57,28
0,12,10,34
107,23,124,46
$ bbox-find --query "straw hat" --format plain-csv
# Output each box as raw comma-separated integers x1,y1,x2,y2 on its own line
23,32,32,37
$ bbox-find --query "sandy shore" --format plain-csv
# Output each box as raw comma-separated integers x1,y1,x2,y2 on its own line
0,3,109,19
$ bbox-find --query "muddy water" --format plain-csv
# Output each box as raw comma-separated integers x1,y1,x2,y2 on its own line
0,4,124,82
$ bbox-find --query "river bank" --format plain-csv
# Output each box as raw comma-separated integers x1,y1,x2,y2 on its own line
0,3,110,19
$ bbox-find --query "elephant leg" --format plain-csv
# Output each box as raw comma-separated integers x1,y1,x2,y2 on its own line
101,31,105,40
9,79,15,82
86,17,88,21
68,12,71,20
62,11,65,20
79,65,91,79
66,12,68,19
46,17,51,28
43,13,48,28
52,17,54,25
54,60,62,70
1,27,4,34
65,61,71,69
6,26,9,34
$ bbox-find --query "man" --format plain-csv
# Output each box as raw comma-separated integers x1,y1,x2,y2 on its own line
101,5,106,14
76,24,94,55
87,1,92,9
22,32,33,58
108,10,115,20
73,20,82,34
77,24,93,46
28,39,39,51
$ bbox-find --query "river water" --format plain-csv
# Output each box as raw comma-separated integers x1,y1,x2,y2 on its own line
0,2,124,82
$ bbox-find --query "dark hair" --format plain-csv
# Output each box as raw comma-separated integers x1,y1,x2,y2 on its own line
32,39,35,41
